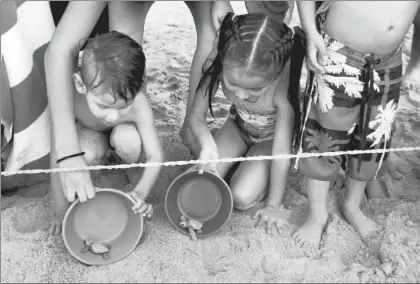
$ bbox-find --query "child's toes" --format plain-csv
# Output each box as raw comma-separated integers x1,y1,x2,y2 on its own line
48,225,55,236
293,233,302,245
306,241,315,248
49,223,61,236
298,239,307,247
300,240,308,247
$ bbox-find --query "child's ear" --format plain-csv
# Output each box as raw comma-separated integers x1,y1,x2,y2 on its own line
72,73,87,95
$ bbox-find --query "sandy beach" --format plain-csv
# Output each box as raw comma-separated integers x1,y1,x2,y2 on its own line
2,2,420,283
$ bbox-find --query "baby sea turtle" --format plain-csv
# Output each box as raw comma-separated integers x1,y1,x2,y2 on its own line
179,215,203,241
81,240,110,260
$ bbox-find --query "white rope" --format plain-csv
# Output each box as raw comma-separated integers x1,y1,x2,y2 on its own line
1,146,419,176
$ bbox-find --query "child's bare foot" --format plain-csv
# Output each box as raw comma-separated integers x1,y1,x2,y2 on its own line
342,204,378,242
48,209,67,236
292,209,328,249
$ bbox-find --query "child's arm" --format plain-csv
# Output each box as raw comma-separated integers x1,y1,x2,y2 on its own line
211,1,233,32
252,91,294,233
46,2,106,159
189,46,220,149
188,46,221,172
296,2,318,36
189,80,220,173
189,84,217,152
265,98,294,209
45,2,107,203
296,1,326,73
129,94,165,200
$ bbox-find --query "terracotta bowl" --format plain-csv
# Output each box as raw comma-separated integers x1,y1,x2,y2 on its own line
62,188,143,266
165,170,233,238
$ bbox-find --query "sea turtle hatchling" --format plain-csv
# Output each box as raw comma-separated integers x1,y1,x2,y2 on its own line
81,240,111,260
179,215,203,241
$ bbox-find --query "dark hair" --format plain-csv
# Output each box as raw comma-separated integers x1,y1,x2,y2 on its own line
196,12,305,145
80,31,146,102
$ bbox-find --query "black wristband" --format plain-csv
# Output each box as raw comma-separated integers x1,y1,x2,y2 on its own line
56,152,85,164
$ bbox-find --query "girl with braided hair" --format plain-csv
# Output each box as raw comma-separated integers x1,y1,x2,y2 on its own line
187,12,305,233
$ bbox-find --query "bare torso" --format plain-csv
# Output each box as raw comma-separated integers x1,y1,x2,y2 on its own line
324,1,420,55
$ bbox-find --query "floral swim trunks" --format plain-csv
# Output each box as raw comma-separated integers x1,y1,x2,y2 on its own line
295,31,403,182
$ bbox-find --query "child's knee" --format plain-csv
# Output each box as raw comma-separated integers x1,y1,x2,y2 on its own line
231,186,258,211
77,126,108,166
81,148,100,166
110,124,142,163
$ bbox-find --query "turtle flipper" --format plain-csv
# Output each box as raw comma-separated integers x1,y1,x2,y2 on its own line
81,245,91,254
81,240,92,253
188,226,198,241
102,252,110,260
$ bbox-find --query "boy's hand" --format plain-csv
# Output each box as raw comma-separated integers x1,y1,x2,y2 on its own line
252,206,291,235
128,191,153,219
59,156,95,203
306,32,327,74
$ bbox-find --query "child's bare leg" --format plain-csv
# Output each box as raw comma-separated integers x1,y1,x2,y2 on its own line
405,8,420,106
365,179,388,199
181,1,233,155
229,140,272,210
110,123,142,187
292,178,329,248
77,124,108,166
365,155,407,199
341,175,377,241
212,118,248,178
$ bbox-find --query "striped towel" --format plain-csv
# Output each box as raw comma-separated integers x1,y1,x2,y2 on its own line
1,1,55,188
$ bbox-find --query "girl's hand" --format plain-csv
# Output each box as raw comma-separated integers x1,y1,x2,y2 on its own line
197,143,219,175
252,206,290,235
306,32,327,74
59,156,95,203
128,191,153,219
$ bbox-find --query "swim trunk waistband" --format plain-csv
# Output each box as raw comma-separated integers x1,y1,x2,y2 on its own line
320,31,403,71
